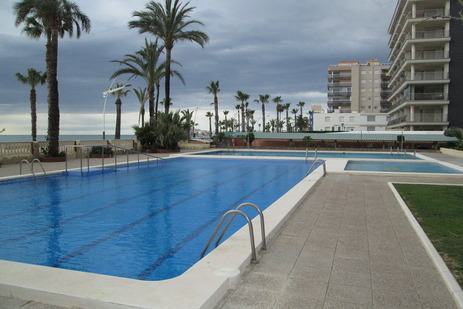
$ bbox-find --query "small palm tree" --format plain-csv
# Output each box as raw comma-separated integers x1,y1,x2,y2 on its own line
14,0,91,155
235,104,241,131
133,87,149,126
284,103,291,132
298,101,306,118
110,83,131,139
129,0,209,113
291,108,299,132
223,111,229,132
205,111,213,137
181,109,194,139
235,91,250,132
15,68,47,141
206,81,220,135
272,96,283,132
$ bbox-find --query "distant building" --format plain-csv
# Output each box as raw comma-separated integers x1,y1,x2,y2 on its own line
328,60,391,114
311,104,323,113
386,0,463,130
312,112,387,132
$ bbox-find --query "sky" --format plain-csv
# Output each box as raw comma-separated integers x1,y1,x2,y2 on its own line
0,0,396,136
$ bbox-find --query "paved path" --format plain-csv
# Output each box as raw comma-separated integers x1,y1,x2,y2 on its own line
1,152,463,308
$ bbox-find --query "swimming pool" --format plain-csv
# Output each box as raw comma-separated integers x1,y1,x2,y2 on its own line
0,157,318,281
345,160,463,174
195,150,420,160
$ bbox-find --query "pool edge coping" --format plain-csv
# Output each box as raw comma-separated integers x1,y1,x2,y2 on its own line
0,158,326,309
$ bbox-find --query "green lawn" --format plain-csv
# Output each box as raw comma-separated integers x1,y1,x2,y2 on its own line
394,183,463,287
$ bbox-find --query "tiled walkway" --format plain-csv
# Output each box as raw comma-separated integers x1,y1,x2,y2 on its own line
1,152,463,308
217,171,463,308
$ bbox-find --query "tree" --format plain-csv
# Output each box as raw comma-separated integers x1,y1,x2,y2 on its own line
205,111,213,137
133,87,149,126
110,83,131,139
234,104,241,131
223,110,229,132
235,91,249,132
272,96,283,132
129,0,209,113
291,108,299,132
15,68,47,141
111,39,166,127
255,94,270,132
14,0,91,156
206,80,220,135
284,103,291,132
297,101,306,118
181,109,194,139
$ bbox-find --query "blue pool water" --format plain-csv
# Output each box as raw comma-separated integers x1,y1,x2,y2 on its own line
196,150,420,160
345,160,463,174
0,157,318,280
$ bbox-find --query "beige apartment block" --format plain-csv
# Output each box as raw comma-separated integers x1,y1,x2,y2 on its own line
328,60,391,114
387,0,463,130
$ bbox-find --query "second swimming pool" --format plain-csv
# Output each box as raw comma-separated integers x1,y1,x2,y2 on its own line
0,157,318,281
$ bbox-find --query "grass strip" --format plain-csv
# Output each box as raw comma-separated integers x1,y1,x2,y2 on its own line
394,183,463,287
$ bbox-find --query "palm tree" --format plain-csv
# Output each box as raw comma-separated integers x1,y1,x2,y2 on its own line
272,96,282,132
110,83,131,139
235,91,249,132
284,103,291,132
223,111,229,131
133,87,149,126
205,111,213,137
206,81,220,135
254,94,270,133
14,0,91,156
111,39,165,127
15,68,47,141
129,0,209,113
234,104,241,131
181,109,194,139
291,108,299,132
298,101,306,118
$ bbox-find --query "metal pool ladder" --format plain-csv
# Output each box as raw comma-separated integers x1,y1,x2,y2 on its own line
20,158,47,177
200,203,266,263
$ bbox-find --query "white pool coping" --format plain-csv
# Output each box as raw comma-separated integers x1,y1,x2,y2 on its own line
0,156,326,309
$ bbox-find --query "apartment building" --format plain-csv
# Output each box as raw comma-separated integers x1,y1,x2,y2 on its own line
387,0,463,130
327,60,391,114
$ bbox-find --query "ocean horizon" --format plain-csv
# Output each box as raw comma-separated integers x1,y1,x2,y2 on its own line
0,135,136,143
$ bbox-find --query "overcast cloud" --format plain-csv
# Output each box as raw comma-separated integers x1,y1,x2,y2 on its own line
0,0,395,136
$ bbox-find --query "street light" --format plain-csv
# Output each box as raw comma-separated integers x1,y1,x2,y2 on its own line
102,78,131,140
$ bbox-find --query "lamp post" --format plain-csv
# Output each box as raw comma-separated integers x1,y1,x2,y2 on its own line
102,79,130,140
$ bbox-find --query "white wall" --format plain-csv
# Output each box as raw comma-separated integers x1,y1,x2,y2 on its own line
312,112,387,131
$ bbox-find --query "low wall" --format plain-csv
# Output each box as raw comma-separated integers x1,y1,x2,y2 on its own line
0,139,137,164
440,147,463,158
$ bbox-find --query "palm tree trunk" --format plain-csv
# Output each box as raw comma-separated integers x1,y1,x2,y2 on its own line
214,95,219,135
46,32,60,155
164,48,172,114
262,104,265,133
241,103,245,132
30,88,37,141
149,84,155,127
115,98,122,139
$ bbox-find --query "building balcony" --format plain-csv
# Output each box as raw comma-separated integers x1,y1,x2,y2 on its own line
387,113,448,127
328,82,352,88
407,8,448,19
404,50,449,61
389,92,448,111
328,73,352,80
405,29,449,41
328,91,352,96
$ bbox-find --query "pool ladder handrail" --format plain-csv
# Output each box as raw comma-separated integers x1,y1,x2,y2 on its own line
200,203,266,263
64,144,164,173
20,158,47,177
306,159,326,177
305,148,317,162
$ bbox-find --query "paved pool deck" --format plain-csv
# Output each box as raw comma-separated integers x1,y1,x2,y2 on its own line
1,151,463,308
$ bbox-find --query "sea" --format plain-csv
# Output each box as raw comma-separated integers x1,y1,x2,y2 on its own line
0,135,136,143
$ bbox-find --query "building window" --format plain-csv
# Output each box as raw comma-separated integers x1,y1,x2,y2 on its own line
367,126,375,131
367,115,375,121
339,116,344,122
349,116,355,122
325,116,330,122
325,127,330,131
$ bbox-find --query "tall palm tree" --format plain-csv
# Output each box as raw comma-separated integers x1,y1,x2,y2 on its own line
110,83,131,139
235,91,249,132
234,104,241,131
254,94,270,133
298,101,306,118
272,96,282,132
284,103,291,132
291,108,299,132
129,0,209,113
181,109,194,139
111,39,165,127
133,87,149,126
206,80,220,135
14,0,90,156
223,110,229,132
205,111,213,137
15,68,47,141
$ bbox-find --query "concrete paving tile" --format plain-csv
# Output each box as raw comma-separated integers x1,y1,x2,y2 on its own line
334,246,370,262
219,286,278,309
289,263,331,283
251,259,295,277
332,257,370,275
282,277,329,301
273,295,324,309
371,271,416,292
0,296,31,308
370,263,409,275
329,269,371,288
372,288,421,309
240,272,287,292
323,299,371,309
326,283,372,306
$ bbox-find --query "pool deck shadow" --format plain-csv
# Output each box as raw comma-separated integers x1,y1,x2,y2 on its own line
1,151,463,308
